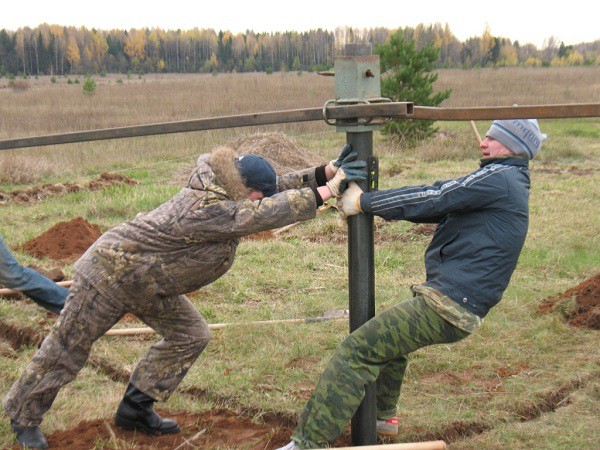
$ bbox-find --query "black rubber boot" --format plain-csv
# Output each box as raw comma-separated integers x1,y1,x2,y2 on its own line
114,383,179,435
10,420,49,449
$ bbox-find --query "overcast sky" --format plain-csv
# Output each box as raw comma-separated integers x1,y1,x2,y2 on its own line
2,1,598,48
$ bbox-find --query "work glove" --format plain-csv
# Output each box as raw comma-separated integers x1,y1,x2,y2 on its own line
326,160,367,197
336,182,364,220
327,144,355,174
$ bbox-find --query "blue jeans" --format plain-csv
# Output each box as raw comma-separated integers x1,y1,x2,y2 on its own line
0,234,67,314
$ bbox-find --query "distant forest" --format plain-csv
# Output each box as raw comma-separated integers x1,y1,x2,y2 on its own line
1,23,598,77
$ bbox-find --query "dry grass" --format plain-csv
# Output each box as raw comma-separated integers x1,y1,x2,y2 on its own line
0,73,334,138
0,155,60,184
436,66,600,106
7,79,30,91
1,67,597,139
0,67,598,183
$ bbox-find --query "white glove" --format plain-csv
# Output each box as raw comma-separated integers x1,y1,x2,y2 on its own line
336,182,363,220
326,160,368,197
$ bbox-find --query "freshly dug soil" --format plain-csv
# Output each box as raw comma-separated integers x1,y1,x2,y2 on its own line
18,217,103,261
538,272,600,330
11,408,354,450
24,409,293,450
0,172,138,205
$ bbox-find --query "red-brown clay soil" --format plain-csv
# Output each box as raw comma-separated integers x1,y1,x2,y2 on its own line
18,217,103,261
13,409,355,450
10,409,293,450
539,272,600,330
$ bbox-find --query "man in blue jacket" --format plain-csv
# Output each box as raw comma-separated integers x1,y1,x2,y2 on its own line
279,118,546,449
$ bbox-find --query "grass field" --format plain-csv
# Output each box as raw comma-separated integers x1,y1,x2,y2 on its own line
0,67,598,449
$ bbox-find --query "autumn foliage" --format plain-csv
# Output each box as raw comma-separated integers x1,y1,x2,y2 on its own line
0,24,598,78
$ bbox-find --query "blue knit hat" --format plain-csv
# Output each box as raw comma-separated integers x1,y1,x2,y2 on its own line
486,119,547,159
235,154,277,197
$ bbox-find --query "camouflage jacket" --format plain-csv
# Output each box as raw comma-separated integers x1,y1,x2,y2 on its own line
74,146,319,300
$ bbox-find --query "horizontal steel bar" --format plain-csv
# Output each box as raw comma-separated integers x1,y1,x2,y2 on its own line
0,102,412,151
413,103,600,121
0,102,598,151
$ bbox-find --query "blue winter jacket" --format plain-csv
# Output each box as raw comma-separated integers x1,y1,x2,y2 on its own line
360,157,530,318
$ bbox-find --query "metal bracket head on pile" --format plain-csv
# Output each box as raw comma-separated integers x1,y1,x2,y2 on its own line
322,97,393,130
321,43,391,132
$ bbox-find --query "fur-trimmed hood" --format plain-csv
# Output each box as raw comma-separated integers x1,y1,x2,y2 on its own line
187,146,248,200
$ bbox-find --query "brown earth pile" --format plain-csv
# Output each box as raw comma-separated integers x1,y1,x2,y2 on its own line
228,132,328,175
172,132,328,184
0,172,138,205
538,272,600,330
19,217,103,261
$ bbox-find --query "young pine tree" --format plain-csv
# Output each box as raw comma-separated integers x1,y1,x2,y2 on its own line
375,32,451,145
83,73,97,95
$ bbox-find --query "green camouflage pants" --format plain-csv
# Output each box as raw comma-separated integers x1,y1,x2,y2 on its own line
292,294,470,449
3,275,211,426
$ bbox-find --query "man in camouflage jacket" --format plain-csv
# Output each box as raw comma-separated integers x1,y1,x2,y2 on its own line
4,144,365,449
279,119,547,449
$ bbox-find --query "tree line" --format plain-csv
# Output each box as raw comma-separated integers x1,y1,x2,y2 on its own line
1,23,598,77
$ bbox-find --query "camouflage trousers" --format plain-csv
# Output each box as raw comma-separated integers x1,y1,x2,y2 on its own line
3,275,211,426
292,294,470,449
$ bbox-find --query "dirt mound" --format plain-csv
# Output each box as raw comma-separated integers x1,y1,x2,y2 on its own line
538,272,600,329
0,172,138,205
228,132,328,175
172,132,328,185
29,409,293,450
19,217,103,261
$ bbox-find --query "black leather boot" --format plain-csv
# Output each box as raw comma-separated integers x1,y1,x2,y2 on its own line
114,383,180,435
10,420,49,449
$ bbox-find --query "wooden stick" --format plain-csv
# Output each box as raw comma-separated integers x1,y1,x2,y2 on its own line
0,280,73,296
102,420,119,447
272,203,332,236
272,222,301,236
469,120,482,145
317,441,446,450
105,312,349,336
173,428,207,450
